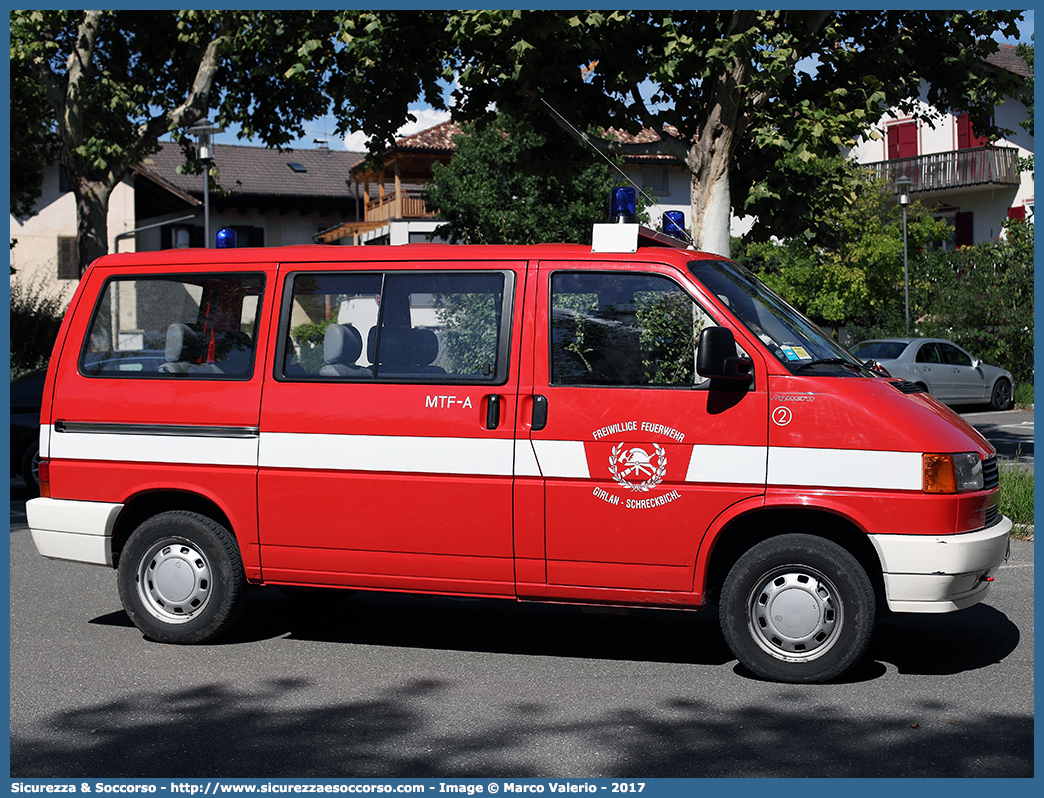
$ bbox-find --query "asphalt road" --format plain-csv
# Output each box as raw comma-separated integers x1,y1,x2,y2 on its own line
9,485,1034,779
959,407,1034,470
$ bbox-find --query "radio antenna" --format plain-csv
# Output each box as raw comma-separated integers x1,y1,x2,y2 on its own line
536,95,695,247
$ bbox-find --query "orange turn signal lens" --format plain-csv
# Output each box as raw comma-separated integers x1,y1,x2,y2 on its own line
923,454,957,493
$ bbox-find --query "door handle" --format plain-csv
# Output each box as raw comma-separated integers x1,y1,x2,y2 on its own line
486,394,501,430
532,395,548,431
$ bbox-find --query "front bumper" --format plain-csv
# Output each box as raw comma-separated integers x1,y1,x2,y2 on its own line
869,517,1012,613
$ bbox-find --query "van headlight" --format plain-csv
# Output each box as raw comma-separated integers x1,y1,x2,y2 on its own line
922,453,984,493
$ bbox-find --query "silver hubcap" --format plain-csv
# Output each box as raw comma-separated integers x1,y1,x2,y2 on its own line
747,567,842,662
136,539,212,623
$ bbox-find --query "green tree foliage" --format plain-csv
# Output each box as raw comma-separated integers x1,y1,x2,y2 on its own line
736,157,950,326
317,10,1025,256
425,114,626,245
10,278,69,378
918,220,1034,384
10,10,335,273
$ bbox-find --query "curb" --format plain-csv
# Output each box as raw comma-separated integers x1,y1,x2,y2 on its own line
1012,524,1034,541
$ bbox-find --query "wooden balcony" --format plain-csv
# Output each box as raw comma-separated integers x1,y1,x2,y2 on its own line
865,146,1021,194
364,191,435,222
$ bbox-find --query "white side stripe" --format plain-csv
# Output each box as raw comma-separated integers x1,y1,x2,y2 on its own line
532,439,590,479
259,432,514,476
514,439,542,477
686,445,767,484
48,423,925,491
769,447,922,491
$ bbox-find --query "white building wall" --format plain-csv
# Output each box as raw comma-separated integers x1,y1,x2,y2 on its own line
621,162,755,241
9,163,136,307
850,85,1034,243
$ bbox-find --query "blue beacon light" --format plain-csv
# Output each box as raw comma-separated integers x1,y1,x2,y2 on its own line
662,210,686,239
216,228,237,248
608,187,637,224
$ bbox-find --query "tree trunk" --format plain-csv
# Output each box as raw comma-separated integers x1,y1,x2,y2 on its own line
689,144,734,257
685,12,756,259
72,179,112,275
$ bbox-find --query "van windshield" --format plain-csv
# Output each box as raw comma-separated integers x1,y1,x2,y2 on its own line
688,259,871,376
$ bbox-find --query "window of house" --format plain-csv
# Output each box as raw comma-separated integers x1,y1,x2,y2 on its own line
887,121,918,160
57,236,78,280
955,211,974,247
172,227,193,249
956,113,991,149
640,164,669,194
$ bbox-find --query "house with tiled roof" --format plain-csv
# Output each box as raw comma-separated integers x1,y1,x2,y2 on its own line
851,42,1033,245
9,141,366,301
134,142,366,249
316,119,699,245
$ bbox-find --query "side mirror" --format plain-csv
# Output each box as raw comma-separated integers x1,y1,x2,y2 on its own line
697,326,753,383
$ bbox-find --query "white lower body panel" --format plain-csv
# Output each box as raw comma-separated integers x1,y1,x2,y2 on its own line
869,517,1013,612
26,497,124,567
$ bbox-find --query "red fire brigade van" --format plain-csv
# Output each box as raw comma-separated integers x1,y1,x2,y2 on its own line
27,195,1010,683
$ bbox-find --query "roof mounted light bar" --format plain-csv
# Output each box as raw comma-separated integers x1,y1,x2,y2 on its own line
593,188,693,253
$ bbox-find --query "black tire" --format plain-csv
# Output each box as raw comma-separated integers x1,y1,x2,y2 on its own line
117,511,246,644
990,378,1012,411
719,534,876,683
20,442,40,497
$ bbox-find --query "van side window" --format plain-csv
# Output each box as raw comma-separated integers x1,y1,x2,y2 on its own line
80,274,263,378
282,270,510,383
284,273,382,377
551,271,714,387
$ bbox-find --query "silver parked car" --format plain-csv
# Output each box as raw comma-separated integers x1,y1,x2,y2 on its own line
851,338,1014,410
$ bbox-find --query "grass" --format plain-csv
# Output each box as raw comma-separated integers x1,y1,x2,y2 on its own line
1013,382,1033,409
999,456,1034,537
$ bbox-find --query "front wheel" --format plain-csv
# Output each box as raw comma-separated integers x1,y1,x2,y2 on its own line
990,378,1013,411
719,534,876,683
117,511,246,644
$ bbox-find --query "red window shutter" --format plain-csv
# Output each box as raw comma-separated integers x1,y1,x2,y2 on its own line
957,113,990,149
1008,206,1026,220
887,122,918,159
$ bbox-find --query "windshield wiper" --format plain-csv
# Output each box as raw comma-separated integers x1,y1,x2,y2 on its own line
797,358,862,372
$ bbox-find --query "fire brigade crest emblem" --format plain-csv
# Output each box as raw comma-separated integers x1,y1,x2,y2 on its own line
609,442,667,492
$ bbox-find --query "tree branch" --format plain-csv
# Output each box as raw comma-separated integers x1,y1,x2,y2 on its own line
61,11,103,152
134,15,233,155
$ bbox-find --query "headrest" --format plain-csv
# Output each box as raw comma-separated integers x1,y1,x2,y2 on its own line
323,324,363,366
165,323,201,363
413,328,440,366
375,326,412,364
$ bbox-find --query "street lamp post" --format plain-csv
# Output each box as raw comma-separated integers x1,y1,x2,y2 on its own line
187,121,223,247
895,176,913,336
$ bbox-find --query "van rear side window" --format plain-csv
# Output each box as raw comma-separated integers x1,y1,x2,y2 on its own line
80,273,264,378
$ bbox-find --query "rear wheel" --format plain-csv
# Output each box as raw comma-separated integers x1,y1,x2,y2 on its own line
990,378,1012,410
117,511,246,644
720,534,876,683
20,442,40,497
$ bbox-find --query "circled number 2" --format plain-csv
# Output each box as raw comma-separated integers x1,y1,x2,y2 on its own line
772,406,793,426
